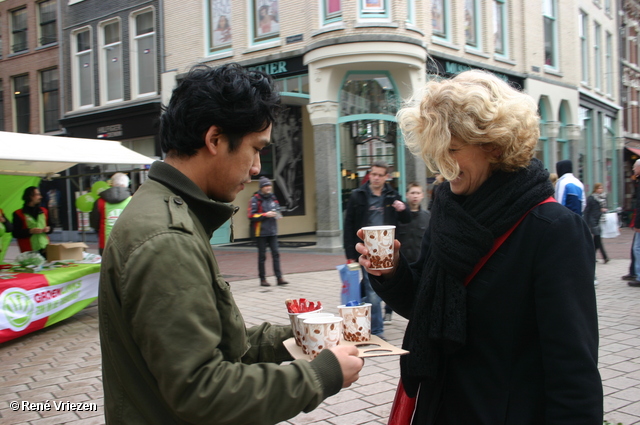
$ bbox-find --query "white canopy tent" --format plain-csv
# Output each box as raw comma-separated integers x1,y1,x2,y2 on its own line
0,131,155,177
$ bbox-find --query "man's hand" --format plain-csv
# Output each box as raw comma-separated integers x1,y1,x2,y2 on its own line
264,211,277,218
30,228,44,234
328,345,364,388
392,200,406,212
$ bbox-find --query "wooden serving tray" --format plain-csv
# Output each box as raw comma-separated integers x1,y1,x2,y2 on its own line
284,335,409,360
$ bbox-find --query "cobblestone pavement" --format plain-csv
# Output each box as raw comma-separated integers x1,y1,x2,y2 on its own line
2,231,640,424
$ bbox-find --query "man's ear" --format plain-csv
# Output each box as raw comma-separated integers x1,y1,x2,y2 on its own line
204,125,222,156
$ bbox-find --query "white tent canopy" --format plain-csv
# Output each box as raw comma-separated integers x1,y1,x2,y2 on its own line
0,131,155,177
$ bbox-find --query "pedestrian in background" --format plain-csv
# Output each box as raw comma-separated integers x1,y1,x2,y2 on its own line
555,159,586,215
99,63,363,425
628,160,640,287
249,176,289,287
89,172,132,255
343,160,410,339
623,159,640,282
359,70,601,424
583,183,609,264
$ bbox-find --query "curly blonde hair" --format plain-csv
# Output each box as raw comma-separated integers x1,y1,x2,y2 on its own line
396,70,540,181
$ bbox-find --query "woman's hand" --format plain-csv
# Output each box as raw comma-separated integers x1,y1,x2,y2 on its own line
355,228,401,277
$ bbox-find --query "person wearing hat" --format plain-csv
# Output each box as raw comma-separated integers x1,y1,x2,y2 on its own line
249,176,289,286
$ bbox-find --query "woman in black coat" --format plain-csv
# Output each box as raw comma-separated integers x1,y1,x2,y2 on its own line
583,183,609,263
356,70,602,424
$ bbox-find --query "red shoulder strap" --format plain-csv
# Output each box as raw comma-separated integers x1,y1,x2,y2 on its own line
464,196,556,286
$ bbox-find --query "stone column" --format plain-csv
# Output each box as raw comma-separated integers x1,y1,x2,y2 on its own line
566,124,582,170
545,121,560,168
307,101,343,252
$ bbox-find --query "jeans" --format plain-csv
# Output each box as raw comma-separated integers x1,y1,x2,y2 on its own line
257,236,282,280
361,266,384,336
634,232,640,279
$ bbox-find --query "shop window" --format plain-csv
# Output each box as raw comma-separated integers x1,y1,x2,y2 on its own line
322,0,341,25
494,0,507,56
13,75,30,133
100,20,123,103
209,0,232,53
359,0,389,19
580,11,589,84
11,8,28,53
253,0,279,43
543,0,558,68
465,0,480,49
132,9,157,97
340,74,398,117
432,0,449,40
73,28,93,108
41,68,58,133
38,0,57,46
594,22,602,91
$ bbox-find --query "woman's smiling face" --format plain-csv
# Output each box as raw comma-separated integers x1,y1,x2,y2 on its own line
447,137,495,196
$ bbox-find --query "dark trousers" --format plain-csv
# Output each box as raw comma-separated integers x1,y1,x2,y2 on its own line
257,236,282,280
593,235,608,260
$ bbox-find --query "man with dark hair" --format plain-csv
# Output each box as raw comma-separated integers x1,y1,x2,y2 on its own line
99,63,363,424
343,160,410,338
555,159,585,215
12,186,52,257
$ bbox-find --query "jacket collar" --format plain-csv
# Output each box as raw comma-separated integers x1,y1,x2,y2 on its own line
148,161,236,235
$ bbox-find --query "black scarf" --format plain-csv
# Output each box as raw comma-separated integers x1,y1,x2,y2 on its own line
400,158,554,394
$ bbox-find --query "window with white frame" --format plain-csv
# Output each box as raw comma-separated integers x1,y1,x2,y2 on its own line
605,31,612,96
465,0,480,49
432,0,447,39
100,20,123,103
580,11,588,83
11,8,28,53
406,0,415,25
209,0,231,53
594,22,601,90
132,9,156,97
359,0,389,19
73,28,93,108
543,0,558,68
41,68,58,132
13,75,30,133
494,0,507,56
322,0,342,25
253,0,279,43
38,0,57,46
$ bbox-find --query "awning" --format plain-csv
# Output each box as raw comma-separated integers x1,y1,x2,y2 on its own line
0,131,155,177
625,146,640,156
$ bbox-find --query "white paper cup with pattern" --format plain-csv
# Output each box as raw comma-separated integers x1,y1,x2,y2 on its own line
288,307,323,347
302,316,343,359
296,312,334,354
361,225,396,270
338,303,372,342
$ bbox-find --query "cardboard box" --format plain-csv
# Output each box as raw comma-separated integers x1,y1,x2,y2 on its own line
46,242,88,261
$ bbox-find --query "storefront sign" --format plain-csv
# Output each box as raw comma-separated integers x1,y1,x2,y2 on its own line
428,57,524,89
247,56,306,78
97,124,123,139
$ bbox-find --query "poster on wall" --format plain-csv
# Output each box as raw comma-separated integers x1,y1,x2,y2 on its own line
254,0,279,39
272,106,305,216
210,0,232,51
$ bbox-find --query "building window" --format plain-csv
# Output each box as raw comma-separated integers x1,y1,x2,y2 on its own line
253,0,279,43
594,22,601,90
0,19,4,59
465,0,480,49
13,75,30,133
0,81,4,131
432,0,448,39
605,31,613,96
406,0,415,25
100,20,123,103
11,8,28,53
38,0,57,46
323,0,342,25
41,68,58,132
73,28,93,108
132,9,157,97
359,0,389,19
494,0,507,56
580,11,589,84
604,0,611,16
543,0,558,68
209,0,232,52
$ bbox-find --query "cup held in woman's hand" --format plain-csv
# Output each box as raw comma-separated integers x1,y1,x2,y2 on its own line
338,303,372,342
361,225,396,270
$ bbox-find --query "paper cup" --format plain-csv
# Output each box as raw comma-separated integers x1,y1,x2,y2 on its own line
362,225,395,270
338,303,372,342
296,312,334,354
302,316,343,359
288,307,323,347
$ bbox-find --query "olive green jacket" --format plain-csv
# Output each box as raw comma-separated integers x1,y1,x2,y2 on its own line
99,161,342,424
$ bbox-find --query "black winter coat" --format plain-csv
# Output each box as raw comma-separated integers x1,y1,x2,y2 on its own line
582,195,603,236
396,208,430,264
372,201,602,424
343,183,410,260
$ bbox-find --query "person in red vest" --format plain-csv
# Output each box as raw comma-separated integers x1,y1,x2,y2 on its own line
90,172,132,255
12,186,52,257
